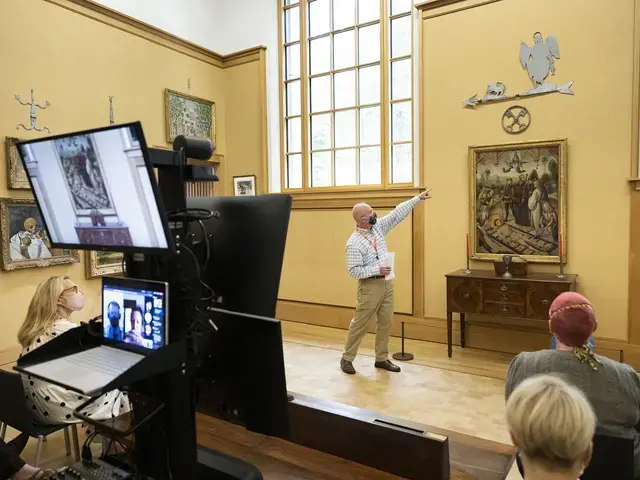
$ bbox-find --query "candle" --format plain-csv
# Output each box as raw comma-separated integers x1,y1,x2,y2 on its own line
559,234,563,258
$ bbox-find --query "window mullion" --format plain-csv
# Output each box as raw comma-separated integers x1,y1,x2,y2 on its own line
380,0,390,188
300,0,310,190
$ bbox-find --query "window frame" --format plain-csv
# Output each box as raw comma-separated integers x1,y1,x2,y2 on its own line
278,0,415,193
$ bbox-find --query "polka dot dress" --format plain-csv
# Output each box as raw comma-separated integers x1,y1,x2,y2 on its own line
20,319,131,425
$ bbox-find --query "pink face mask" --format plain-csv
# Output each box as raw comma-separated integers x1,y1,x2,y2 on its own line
58,285,85,312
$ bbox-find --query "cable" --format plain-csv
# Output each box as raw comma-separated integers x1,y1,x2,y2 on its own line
197,219,211,270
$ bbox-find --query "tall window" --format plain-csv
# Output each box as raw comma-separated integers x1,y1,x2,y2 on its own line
280,0,414,191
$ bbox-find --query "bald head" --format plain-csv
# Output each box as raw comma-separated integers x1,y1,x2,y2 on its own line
352,203,374,229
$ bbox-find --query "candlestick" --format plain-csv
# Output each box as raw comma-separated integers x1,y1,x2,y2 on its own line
465,233,471,275
557,233,565,279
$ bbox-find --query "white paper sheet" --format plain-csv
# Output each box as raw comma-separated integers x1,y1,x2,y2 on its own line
383,252,395,280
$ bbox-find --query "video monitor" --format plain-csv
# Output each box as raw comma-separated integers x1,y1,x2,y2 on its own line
15,122,172,254
102,276,169,351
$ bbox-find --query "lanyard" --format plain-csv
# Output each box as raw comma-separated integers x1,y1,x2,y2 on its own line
356,230,378,259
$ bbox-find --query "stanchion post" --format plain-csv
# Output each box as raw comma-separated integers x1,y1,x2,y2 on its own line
392,322,414,361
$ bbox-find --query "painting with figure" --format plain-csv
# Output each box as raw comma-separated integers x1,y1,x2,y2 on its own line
233,175,256,196
469,139,567,263
54,134,113,213
0,198,79,271
165,89,216,144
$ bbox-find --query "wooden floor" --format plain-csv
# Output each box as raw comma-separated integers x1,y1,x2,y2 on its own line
1,321,519,479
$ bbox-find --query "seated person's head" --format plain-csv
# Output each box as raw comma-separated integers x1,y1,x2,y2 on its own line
506,375,595,478
549,292,597,348
18,276,84,347
107,301,121,327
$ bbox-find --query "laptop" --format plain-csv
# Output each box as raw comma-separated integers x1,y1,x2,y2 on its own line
20,276,169,396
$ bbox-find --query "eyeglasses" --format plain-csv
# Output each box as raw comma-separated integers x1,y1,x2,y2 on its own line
62,285,82,295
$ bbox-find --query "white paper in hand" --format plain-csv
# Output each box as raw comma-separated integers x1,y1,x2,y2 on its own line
383,252,395,280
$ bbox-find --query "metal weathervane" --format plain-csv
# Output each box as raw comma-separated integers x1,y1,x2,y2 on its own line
464,32,574,108
15,89,51,133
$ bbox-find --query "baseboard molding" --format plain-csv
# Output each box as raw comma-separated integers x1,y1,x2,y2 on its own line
276,300,640,370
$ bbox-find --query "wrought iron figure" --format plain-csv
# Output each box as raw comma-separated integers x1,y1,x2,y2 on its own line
15,89,51,133
109,96,115,125
519,32,560,89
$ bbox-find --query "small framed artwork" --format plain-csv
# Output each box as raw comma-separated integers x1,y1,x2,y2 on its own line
5,137,30,190
470,138,567,263
233,175,256,196
165,89,216,145
85,251,124,279
0,198,80,271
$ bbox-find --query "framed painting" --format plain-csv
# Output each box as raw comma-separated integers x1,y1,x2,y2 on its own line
470,138,567,263
233,175,256,196
165,89,216,145
0,198,80,271
5,137,30,190
85,251,124,279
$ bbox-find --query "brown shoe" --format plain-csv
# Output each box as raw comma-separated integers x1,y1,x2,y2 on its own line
374,360,401,372
340,358,356,375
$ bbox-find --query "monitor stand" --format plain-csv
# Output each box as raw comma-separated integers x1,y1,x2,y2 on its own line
197,446,262,479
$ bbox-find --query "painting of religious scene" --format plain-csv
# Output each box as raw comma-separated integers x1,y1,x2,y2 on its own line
469,139,567,263
165,89,216,145
54,134,114,213
86,250,124,279
0,198,79,271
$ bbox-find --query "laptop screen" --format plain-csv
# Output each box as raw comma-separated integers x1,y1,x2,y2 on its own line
102,277,168,351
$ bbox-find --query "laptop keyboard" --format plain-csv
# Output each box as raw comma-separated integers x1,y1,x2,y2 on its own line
63,347,141,376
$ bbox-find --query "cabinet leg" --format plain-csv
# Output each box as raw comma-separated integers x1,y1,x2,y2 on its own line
460,313,466,348
447,311,453,358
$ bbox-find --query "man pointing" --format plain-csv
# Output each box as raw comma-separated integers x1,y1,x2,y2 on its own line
341,189,432,375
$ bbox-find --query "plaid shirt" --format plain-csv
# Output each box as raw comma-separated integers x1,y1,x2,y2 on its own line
346,196,420,279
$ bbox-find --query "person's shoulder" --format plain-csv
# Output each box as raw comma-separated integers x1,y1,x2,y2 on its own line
346,232,360,247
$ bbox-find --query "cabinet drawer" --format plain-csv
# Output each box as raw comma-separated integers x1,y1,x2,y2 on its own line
484,301,525,317
484,288,524,303
527,283,571,319
447,278,482,313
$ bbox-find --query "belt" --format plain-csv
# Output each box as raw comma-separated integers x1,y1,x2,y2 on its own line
368,275,386,279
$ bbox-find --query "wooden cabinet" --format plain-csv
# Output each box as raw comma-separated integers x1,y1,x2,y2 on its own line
445,270,577,357
75,225,133,247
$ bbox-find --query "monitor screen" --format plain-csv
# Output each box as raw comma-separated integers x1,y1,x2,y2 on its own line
16,122,171,253
102,277,168,351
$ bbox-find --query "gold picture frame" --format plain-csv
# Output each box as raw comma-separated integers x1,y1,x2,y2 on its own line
470,138,567,263
85,251,124,279
5,137,30,190
165,89,216,145
0,198,80,271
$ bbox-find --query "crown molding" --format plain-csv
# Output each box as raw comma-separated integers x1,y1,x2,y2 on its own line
45,0,263,68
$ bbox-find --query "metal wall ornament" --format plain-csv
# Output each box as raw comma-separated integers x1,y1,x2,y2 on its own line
14,89,51,133
464,32,574,108
502,106,531,134
109,96,115,125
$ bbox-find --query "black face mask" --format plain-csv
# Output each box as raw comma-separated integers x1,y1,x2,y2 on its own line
368,212,377,225
108,312,121,323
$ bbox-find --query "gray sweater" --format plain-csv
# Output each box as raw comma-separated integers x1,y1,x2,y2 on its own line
505,350,640,478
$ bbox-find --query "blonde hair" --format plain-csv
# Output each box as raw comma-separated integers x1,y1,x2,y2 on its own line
17,276,73,347
506,375,596,471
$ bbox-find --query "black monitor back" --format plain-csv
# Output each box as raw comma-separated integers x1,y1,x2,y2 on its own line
186,195,291,318
198,308,290,439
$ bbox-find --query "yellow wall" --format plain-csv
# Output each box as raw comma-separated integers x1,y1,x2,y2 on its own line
421,0,633,340
279,209,414,314
0,0,265,350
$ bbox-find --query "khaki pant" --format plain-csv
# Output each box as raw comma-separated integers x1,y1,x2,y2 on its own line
342,277,394,363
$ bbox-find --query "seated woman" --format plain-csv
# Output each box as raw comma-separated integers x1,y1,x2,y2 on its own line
506,292,640,478
506,374,595,479
17,276,130,425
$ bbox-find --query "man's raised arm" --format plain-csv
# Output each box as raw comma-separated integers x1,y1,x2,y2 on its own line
377,189,432,234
